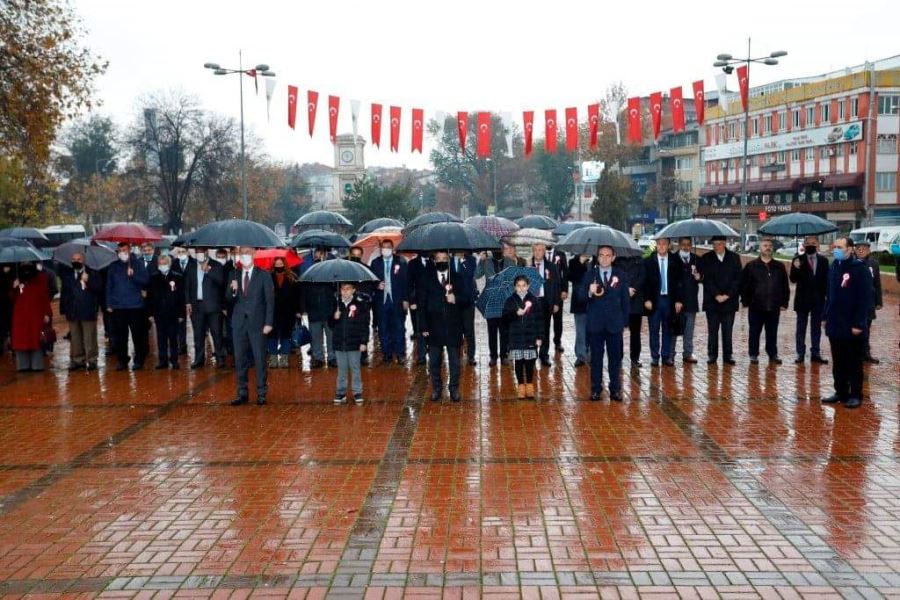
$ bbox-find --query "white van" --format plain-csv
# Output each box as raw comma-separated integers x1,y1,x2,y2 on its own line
849,225,900,254
39,224,87,247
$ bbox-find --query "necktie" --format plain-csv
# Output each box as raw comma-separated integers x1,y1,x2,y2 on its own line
243,271,249,297
660,258,667,295
808,255,815,274
603,271,610,286
441,273,447,286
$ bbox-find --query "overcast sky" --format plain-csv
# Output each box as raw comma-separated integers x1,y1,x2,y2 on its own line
76,0,898,170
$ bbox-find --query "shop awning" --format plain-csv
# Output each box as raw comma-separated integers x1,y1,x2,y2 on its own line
822,172,864,188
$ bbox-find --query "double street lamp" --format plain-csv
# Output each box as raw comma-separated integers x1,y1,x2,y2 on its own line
204,52,275,220
713,40,787,250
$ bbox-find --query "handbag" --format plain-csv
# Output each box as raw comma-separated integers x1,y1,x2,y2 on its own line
40,324,57,348
292,320,312,347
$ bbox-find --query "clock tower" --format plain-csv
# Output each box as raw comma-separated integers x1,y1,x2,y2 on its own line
332,134,366,211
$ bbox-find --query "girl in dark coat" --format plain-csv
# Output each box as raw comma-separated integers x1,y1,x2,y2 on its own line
268,257,301,368
502,275,544,399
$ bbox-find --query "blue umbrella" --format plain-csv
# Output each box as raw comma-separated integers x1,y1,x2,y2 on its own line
758,212,838,237
476,266,544,319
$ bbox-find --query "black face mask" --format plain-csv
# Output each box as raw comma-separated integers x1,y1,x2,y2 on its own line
71,262,83,271
492,251,503,260
274,266,285,273
434,262,449,272
804,246,817,255
349,256,361,263
19,265,34,278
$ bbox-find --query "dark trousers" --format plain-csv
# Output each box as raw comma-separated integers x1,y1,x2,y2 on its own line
428,344,460,393
552,305,563,348
487,318,509,360
378,299,406,360
514,358,535,384
829,335,864,399
178,318,188,354
795,307,824,358
588,330,623,394
864,318,875,358
706,310,735,360
111,308,148,367
538,299,552,360
461,305,476,361
155,316,179,365
413,308,428,362
233,316,267,399
191,306,224,364
647,296,672,362
748,309,780,358
628,313,643,361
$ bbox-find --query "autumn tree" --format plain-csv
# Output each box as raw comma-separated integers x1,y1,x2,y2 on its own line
0,0,105,225
591,170,631,231
529,138,576,220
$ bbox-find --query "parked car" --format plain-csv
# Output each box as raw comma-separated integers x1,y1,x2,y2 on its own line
744,233,760,252
637,234,655,250
889,232,900,258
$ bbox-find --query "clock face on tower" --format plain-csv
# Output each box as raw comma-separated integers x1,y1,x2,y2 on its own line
341,150,354,165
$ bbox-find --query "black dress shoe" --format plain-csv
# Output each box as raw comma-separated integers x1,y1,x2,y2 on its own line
574,358,585,367
749,356,759,364
683,356,698,364
723,358,737,365
863,356,880,364
650,360,659,367
555,346,565,354
86,363,97,372
68,363,84,371
450,390,461,402
811,355,829,364
154,363,168,370
707,358,718,365
327,360,337,368
845,397,862,409
312,359,326,368
395,357,404,365
769,356,783,365
467,359,477,366
590,392,602,401
489,358,497,367
821,394,843,404
632,360,643,368
540,358,551,367
131,363,144,371
609,392,623,402
500,358,509,365
230,396,249,406
430,390,442,402
794,356,805,364
257,397,267,406
663,359,675,367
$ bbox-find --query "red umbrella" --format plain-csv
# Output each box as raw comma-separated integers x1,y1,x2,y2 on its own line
253,248,303,271
92,222,162,244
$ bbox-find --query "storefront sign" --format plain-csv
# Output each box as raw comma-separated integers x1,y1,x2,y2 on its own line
702,120,863,161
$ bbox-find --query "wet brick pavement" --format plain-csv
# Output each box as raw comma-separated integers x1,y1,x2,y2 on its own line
0,293,897,599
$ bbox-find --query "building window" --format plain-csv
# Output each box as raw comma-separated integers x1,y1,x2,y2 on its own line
677,180,693,194
752,119,758,136
875,172,897,192
877,95,900,115
777,151,786,163
791,149,800,162
877,134,897,154
675,156,693,170
779,112,786,130
838,100,845,120
805,147,815,160
764,115,772,133
820,146,829,159
851,97,859,118
792,109,800,128
728,122,736,139
849,142,858,155
835,144,843,157
821,103,830,122
806,106,815,125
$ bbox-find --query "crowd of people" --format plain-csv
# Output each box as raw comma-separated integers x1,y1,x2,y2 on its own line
0,232,889,410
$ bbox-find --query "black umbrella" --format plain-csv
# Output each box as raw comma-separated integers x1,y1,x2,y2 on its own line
300,258,379,284
0,227,51,248
515,215,558,230
402,212,462,233
758,212,838,237
291,229,351,249
655,218,739,240
555,225,642,258
553,220,595,237
294,210,353,231
51,238,117,270
358,217,404,234
171,231,193,247
0,245,46,264
0,236,36,249
397,222,500,253
182,219,285,248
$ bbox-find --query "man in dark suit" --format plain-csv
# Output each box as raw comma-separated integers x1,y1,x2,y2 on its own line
406,253,431,365
669,237,702,364
139,243,158,276
530,243,562,366
229,246,275,406
147,254,185,369
370,239,409,364
452,252,477,365
822,237,872,409
854,240,883,363
617,255,646,367
215,248,235,358
581,245,630,401
642,237,683,367
789,235,829,364
171,247,193,355
420,251,471,402
58,252,103,371
185,248,227,369
739,238,790,364
698,236,742,365
546,245,568,354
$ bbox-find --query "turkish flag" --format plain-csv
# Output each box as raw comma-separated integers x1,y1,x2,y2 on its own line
476,112,491,158
307,90,319,137
389,106,401,152
669,87,685,133
457,112,469,152
587,103,600,149
737,65,749,111
287,85,298,130
692,80,705,125
523,111,534,157
544,109,557,153
411,108,424,153
649,92,663,140
565,107,578,152
371,103,383,148
328,95,340,142
626,97,642,144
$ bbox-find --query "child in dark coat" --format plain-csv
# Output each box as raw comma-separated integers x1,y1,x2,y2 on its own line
502,275,544,398
329,283,370,404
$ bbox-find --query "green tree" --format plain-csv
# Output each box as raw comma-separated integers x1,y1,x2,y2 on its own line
530,138,576,219
591,170,631,231
343,176,418,225
268,164,311,225
58,115,119,181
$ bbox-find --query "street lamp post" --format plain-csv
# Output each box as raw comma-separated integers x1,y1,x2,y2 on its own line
713,40,787,251
204,52,275,220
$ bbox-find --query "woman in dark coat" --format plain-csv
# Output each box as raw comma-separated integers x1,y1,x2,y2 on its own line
502,275,544,399
268,257,301,368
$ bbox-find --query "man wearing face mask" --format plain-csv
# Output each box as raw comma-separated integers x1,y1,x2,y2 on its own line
370,240,409,364
698,235,742,365
139,243,158,276
822,237,872,409
105,242,150,370
171,247,193,356
147,254,185,369
59,252,103,371
789,236,829,364
739,238,790,365
853,240,883,364
229,247,275,406
669,237,701,364
185,247,227,369
475,242,523,366
420,251,471,402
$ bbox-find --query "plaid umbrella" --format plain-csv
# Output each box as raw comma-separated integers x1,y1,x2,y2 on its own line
465,215,520,239
476,266,544,319
502,227,556,247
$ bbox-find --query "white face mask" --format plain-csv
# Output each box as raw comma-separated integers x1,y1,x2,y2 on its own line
214,256,226,265
158,265,170,275
118,252,130,262
381,248,393,258
195,252,206,263
679,250,690,259
516,289,528,299
240,254,253,267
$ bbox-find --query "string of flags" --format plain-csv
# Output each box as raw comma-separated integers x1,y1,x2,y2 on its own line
253,71,735,157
